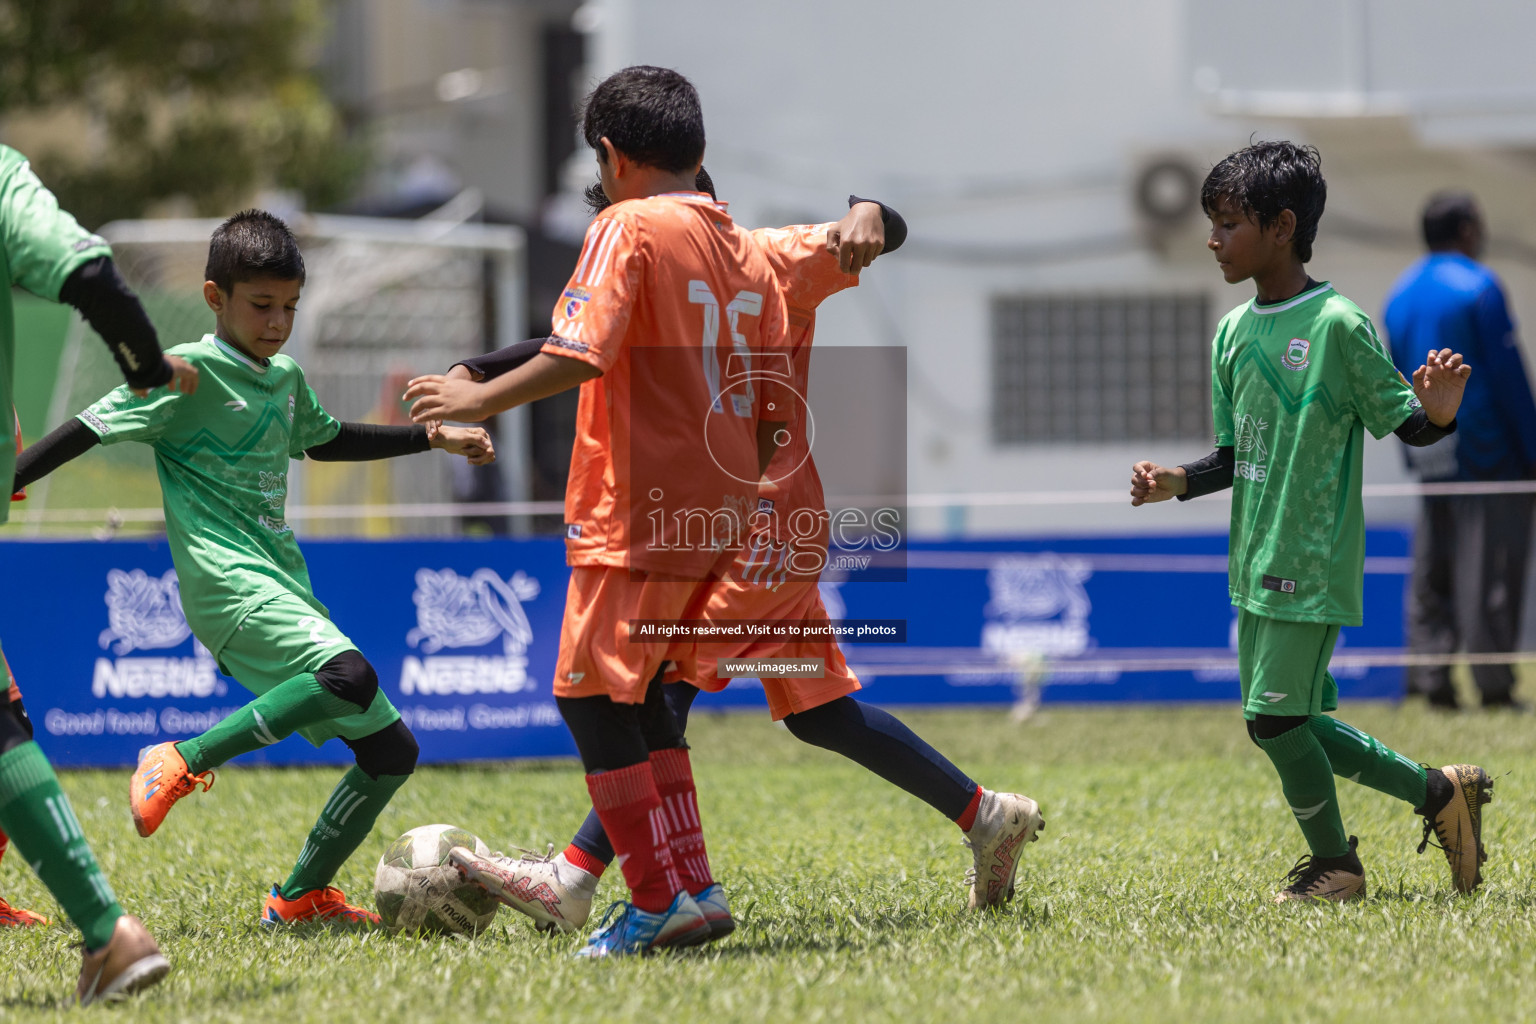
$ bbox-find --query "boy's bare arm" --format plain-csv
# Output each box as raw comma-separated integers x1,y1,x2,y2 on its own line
404,352,602,424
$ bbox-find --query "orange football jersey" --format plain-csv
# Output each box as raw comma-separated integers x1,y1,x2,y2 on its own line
545,192,791,577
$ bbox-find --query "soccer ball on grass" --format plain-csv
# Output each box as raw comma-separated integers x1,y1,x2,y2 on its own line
374,824,500,935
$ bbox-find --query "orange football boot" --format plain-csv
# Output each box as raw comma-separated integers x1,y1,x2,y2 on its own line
260,885,380,928
129,742,213,837
0,895,48,927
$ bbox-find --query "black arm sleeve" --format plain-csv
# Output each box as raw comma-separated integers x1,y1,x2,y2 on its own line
1394,408,1457,447
13,418,100,492
57,257,172,391
848,195,907,254
452,337,548,382
304,422,431,462
1176,446,1235,501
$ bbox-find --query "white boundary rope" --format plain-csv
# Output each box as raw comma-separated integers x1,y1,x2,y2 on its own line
11,477,1536,527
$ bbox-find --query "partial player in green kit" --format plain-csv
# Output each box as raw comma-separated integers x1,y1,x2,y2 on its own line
15,209,495,926
0,143,204,1003
1130,141,1491,903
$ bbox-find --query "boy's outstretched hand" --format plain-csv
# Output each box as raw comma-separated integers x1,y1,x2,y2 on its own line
427,423,495,465
405,375,487,423
827,202,885,273
134,355,199,397
1411,347,1471,428
1130,461,1186,506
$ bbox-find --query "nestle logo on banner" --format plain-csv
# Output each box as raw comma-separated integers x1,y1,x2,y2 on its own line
401,569,541,695
980,554,1093,657
94,569,220,699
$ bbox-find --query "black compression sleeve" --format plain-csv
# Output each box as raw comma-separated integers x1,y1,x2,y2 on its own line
304,422,431,461
1176,446,1235,501
58,257,171,391
848,195,907,254
1394,408,1457,447
453,337,548,382
13,418,100,491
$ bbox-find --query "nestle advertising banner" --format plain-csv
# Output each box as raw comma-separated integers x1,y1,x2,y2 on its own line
0,531,1409,767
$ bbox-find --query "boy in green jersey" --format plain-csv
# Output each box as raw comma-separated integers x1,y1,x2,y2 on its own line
0,143,202,1002
1130,142,1491,903
15,210,494,926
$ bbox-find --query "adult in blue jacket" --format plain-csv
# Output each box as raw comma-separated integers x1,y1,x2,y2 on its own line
1384,192,1536,709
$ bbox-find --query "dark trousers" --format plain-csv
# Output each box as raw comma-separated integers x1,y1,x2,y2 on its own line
1406,493,1536,703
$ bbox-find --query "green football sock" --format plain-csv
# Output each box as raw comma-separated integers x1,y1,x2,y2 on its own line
1254,724,1350,858
1307,715,1428,807
176,673,359,774
280,765,409,899
0,743,123,949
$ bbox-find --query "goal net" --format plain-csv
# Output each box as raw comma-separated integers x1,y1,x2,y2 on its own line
22,204,528,538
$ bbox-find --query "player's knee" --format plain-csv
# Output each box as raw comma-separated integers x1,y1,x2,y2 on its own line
1251,714,1310,741
347,719,418,779
782,697,851,748
315,650,378,713
0,699,33,755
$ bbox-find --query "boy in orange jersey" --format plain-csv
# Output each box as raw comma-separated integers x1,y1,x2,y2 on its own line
404,67,790,957
441,171,1046,936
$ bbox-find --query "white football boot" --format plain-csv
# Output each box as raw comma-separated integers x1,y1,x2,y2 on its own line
448,845,598,933
963,790,1045,909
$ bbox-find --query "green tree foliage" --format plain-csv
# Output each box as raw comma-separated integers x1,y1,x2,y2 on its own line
0,0,367,226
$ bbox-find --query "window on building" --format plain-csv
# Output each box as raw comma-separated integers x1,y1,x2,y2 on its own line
991,294,1211,443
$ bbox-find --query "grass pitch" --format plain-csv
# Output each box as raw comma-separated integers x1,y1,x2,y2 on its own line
5,701,1535,1023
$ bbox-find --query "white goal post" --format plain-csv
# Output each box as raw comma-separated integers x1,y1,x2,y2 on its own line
25,200,533,537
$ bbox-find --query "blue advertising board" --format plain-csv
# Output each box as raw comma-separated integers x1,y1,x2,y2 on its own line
0,529,1411,766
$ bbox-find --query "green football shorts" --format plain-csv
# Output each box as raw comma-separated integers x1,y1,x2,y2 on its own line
1237,608,1341,720
215,594,400,747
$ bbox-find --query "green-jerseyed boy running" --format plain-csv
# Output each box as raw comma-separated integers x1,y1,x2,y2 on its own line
15,209,495,926
1131,141,1491,903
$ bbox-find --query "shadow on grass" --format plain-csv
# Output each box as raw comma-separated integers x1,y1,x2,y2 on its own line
694,900,1054,957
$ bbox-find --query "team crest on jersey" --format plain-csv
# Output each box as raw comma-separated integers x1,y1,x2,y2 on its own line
1282,338,1311,372
562,286,591,320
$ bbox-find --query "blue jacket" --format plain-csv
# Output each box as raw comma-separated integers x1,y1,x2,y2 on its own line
1383,252,1536,480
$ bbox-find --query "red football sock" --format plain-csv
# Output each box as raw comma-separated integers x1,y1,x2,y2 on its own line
650,747,714,894
954,786,985,832
0,825,8,865
585,762,681,913
562,843,607,879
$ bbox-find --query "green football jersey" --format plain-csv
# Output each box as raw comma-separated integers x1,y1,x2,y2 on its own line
79,334,341,655
0,145,112,524
1211,281,1419,626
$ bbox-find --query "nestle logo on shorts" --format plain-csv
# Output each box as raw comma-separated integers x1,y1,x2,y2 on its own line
1262,575,1298,594
719,658,826,678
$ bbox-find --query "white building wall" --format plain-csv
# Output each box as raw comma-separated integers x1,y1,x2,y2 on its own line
580,0,1536,538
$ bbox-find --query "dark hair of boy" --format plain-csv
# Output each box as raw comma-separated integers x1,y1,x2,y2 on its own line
1421,191,1480,251
580,65,705,172
204,209,306,292
1200,141,1327,263
582,166,716,215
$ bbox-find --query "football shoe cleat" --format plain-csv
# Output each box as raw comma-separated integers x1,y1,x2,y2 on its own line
449,845,597,934
575,891,709,959
963,790,1045,909
1417,763,1493,894
129,742,212,838
76,914,170,1006
0,894,48,927
1274,835,1367,904
260,884,380,928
